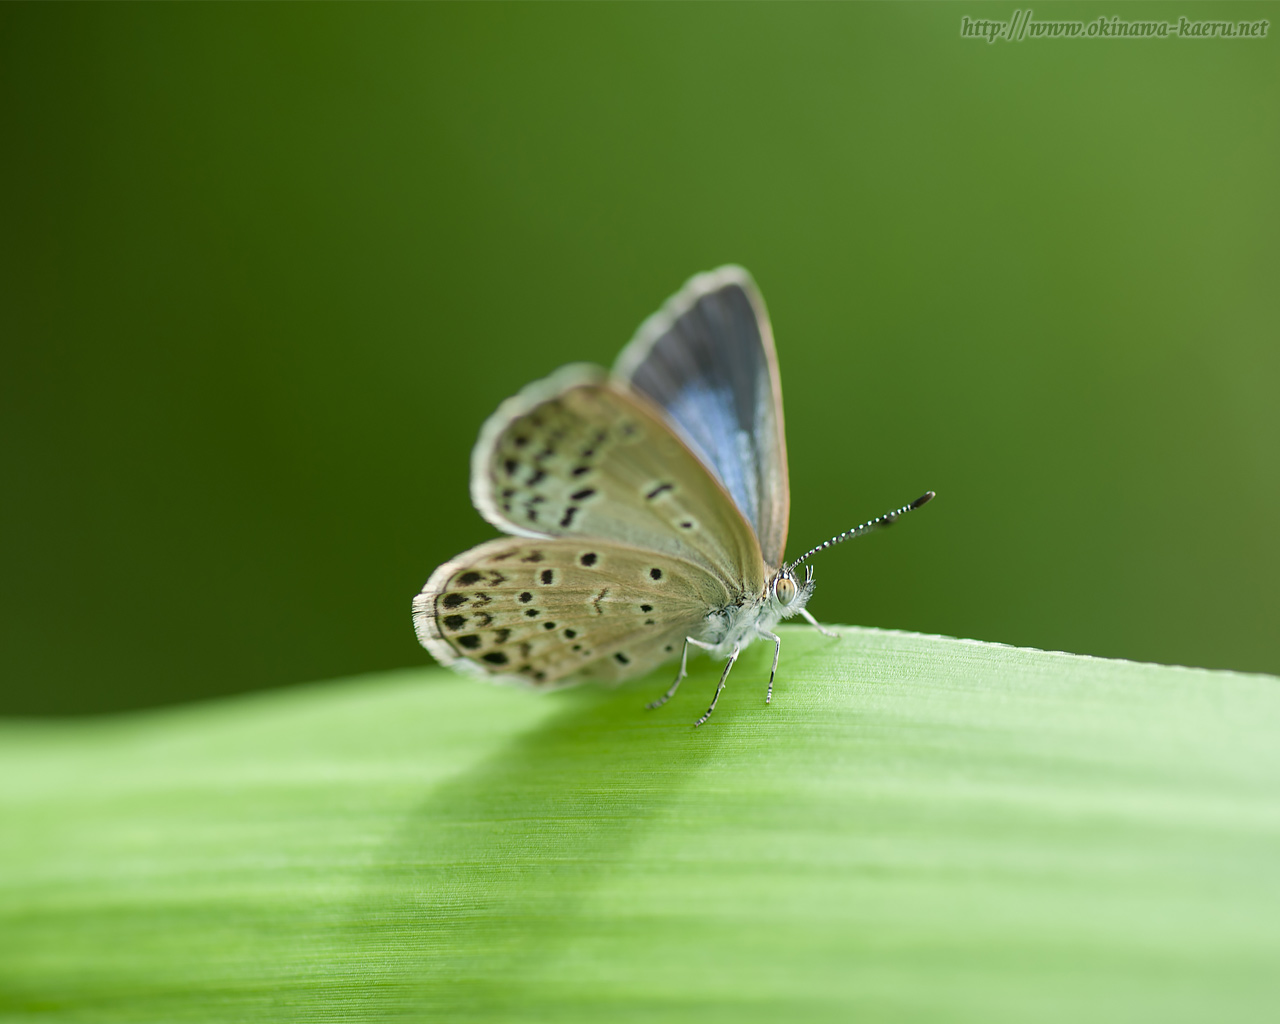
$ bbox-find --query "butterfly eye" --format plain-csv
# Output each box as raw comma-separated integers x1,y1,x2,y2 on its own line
774,576,797,606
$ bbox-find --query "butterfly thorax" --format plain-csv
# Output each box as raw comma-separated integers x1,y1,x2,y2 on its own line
697,568,815,658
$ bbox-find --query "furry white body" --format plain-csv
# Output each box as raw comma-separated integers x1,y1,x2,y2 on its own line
698,578,815,659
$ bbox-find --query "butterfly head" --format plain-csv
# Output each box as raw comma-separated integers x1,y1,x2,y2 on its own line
769,563,815,613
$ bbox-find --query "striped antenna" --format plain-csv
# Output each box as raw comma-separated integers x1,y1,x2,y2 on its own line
787,491,935,573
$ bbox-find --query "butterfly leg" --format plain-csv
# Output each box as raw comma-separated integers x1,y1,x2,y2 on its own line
693,645,740,728
758,630,782,704
799,607,839,639
647,637,716,710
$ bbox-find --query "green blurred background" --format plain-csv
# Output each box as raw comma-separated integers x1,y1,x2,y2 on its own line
2,3,1276,715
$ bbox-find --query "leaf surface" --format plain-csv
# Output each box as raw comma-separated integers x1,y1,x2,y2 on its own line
2,627,1278,1022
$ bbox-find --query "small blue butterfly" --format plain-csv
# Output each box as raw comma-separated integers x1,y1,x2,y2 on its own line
414,267,933,725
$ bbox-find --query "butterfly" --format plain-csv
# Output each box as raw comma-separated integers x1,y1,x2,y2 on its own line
413,267,933,726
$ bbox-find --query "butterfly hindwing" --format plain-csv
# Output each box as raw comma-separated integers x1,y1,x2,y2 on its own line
413,538,729,687
614,267,790,569
470,364,766,596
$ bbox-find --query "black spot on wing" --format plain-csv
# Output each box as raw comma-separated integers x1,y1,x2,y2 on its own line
482,651,508,665
458,635,481,650
649,568,663,580
646,483,673,500
519,591,532,603
580,552,597,567
615,652,630,665
540,569,554,585
458,571,482,586
443,615,467,631
442,593,467,609
570,488,596,501
559,507,579,528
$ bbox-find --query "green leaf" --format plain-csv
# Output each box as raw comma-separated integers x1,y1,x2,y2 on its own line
3,626,1278,1022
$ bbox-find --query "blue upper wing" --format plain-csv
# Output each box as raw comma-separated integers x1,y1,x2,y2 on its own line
613,267,790,569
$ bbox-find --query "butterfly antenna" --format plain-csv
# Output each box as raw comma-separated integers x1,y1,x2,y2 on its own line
787,491,935,573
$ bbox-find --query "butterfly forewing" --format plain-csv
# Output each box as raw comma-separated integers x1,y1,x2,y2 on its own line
413,538,728,686
470,364,765,595
614,267,790,568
